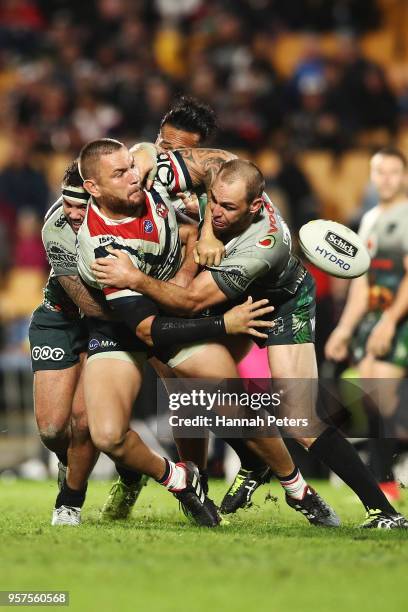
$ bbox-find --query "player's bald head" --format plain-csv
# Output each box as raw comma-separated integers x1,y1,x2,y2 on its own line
79,138,125,181
217,159,265,204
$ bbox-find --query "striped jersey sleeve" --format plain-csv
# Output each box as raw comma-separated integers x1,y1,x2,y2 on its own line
155,151,194,196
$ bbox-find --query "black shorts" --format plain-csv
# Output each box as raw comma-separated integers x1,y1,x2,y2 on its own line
86,318,148,357
29,305,88,372
254,272,316,348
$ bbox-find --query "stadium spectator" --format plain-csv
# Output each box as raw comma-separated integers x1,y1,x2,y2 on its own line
0,0,45,56
0,134,49,215
335,34,384,133
72,90,122,143
0,0,399,161
13,208,46,270
0,208,46,353
286,73,345,152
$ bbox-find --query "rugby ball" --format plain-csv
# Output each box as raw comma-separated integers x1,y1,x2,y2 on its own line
299,220,370,279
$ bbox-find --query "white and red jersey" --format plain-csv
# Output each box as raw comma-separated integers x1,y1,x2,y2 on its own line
77,151,192,306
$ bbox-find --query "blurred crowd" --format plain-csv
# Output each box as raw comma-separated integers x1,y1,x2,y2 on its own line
0,0,400,159
0,0,407,357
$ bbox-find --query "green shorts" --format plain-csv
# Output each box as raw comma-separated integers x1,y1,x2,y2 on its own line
254,272,316,348
351,311,408,368
29,304,88,372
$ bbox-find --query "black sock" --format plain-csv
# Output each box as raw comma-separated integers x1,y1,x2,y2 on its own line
365,408,398,481
157,458,171,484
199,469,209,496
55,479,87,509
309,428,395,514
223,438,267,471
367,438,399,482
116,465,146,487
56,451,68,467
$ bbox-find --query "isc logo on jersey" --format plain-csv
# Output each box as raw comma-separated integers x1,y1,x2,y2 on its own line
32,346,65,361
299,220,370,279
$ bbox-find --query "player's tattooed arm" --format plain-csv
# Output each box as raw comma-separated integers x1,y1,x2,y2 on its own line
132,145,235,192
177,148,236,191
58,275,111,319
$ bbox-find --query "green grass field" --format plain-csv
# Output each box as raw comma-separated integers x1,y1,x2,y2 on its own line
1,479,408,612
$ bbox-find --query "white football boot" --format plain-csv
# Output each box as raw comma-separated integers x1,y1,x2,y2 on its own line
51,505,81,526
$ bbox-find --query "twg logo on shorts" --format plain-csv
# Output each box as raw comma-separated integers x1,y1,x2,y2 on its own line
89,338,100,351
32,346,65,361
324,231,358,258
88,338,117,350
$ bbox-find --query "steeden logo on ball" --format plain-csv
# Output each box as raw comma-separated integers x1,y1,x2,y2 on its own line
324,231,358,258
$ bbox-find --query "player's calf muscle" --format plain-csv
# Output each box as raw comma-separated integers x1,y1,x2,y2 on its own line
70,384,89,439
247,438,294,476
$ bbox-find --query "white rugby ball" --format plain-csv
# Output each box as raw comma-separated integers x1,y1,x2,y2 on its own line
299,220,370,279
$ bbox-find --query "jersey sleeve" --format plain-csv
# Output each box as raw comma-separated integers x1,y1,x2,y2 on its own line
208,248,273,299
155,151,194,196
357,208,378,248
42,209,78,277
401,216,408,256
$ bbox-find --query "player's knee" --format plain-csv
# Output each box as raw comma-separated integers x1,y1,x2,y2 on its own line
90,425,126,455
39,423,68,448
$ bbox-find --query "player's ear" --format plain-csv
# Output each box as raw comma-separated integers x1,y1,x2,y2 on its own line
249,197,263,215
83,179,100,198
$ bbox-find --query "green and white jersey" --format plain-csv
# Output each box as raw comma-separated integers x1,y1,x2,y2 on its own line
207,193,306,307
41,198,80,316
358,201,408,311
